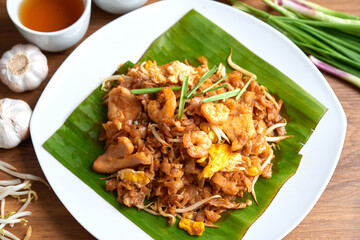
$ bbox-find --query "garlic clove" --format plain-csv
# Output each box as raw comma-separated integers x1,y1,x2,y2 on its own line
0,44,48,93
22,70,41,91
0,123,23,149
0,98,32,149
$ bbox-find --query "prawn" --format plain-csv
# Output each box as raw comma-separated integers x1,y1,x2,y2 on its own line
200,102,230,125
183,131,212,158
147,87,176,123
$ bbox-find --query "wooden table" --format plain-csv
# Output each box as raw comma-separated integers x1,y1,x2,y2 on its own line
0,0,359,239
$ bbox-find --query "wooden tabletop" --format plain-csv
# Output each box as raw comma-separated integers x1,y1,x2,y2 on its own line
0,0,359,239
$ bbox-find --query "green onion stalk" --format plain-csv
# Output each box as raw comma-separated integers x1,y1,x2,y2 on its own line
231,0,360,88
310,55,360,87
130,86,182,94
178,76,189,119
279,0,360,25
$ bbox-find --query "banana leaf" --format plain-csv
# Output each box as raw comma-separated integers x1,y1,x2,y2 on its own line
43,10,327,240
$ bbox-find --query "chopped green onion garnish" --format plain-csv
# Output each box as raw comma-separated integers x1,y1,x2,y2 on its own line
130,86,182,94
185,65,218,98
235,75,255,100
203,75,228,93
202,75,255,103
190,84,228,98
202,89,240,103
178,76,189,119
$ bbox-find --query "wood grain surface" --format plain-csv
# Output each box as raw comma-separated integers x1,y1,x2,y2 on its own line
0,0,359,239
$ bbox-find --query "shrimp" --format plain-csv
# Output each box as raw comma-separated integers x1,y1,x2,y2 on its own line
183,131,212,158
147,87,176,123
200,102,230,125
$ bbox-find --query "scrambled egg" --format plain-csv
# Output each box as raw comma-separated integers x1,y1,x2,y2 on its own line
143,60,196,85
248,166,259,176
144,60,153,70
208,130,217,143
199,122,217,143
118,169,150,188
198,144,244,179
166,61,196,85
179,218,205,236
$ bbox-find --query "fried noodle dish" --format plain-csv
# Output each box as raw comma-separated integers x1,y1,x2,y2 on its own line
92,52,290,236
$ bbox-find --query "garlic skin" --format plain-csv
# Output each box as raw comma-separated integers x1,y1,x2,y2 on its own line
0,98,32,149
0,44,48,93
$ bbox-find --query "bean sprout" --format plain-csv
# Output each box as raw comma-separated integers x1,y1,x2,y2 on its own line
0,160,48,239
150,124,171,147
136,204,160,216
260,86,280,110
24,226,32,240
175,195,221,213
251,150,274,204
227,48,256,79
100,75,123,91
0,180,21,186
266,122,287,135
158,205,176,225
0,163,49,188
2,229,20,240
266,136,292,142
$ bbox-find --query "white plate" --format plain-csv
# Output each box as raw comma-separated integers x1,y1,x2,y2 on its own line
30,0,347,239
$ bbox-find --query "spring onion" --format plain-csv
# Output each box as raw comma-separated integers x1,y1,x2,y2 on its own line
130,86,182,94
310,55,360,87
294,0,360,20
279,0,360,25
236,75,255,100
231,0,360,88
178,76,189,119
203,75,228,93
202,74,256,102
202,89,240,103
189,84,228,98
263,0,299,18
186,65,218,98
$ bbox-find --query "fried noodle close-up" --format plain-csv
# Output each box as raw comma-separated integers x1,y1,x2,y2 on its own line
92,53,290,236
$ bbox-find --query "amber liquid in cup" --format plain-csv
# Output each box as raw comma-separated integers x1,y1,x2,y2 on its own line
19,0,85,32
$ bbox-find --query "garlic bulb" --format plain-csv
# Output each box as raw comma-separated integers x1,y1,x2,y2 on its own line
0,44,48,92
0,98,32,149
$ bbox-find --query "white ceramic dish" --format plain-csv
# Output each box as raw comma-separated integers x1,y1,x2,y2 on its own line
30,0,346,239
93,0,147,14
7,0,91,52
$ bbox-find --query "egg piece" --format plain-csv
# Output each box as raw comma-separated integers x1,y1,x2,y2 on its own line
248,166,259,176
178,218,205,236
166,61,196,85
144,60,153,70
117,169,150,188
198,144,245,179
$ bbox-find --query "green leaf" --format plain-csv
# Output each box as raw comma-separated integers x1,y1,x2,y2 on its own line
43,10,326,240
